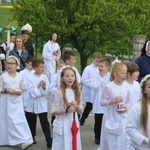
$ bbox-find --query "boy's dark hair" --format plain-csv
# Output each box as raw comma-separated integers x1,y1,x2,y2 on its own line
125,62,139,74
62,50,75,63
10,33,15,37
100,58,111,67
25,56,35,63
32,59,44,68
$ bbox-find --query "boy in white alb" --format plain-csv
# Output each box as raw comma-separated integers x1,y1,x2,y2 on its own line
25,59,52,149
80,52,102,126
92,58,110,144
19,56,35,108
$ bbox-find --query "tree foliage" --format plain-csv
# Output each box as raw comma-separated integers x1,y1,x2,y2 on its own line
11,0,150,72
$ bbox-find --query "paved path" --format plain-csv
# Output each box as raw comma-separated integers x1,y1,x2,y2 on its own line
0,102,99,150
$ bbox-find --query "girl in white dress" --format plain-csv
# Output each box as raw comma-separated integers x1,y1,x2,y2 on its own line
0,56,33,149
99,61,130,150
124,62,141,108
126,75,150,150
51,66,82,150
124,62,142,150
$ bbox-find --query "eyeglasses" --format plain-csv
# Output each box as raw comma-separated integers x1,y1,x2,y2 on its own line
6,62,17,66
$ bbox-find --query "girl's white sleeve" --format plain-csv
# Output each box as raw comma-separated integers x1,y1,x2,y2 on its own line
51,90,64,113
100,86,110,106
126,105,147,146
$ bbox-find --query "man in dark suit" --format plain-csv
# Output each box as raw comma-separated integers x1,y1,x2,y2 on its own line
21,30,34,56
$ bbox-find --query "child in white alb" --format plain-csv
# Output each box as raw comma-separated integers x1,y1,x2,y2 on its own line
80,52,102,126
124,62,142,149
25,59,52,148
124,62,141,108
19,55,35,108
91,58,110,144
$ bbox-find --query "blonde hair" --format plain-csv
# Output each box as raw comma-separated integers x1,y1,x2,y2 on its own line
60,67,81,106
57,60,64,64
92,51,102,60
57,60,65,66
110,62,126,81
140,76,150,136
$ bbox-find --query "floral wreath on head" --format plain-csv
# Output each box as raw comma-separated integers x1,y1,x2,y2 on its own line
111,57,122,66
110,57,122,74
140,74,150,87
6,55,20,66
59,65,77,75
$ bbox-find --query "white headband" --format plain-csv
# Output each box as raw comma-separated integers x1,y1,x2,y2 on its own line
140,74,150,87
111,57,122,66
145,41,150,51
60,65,76,74
6,55,20,66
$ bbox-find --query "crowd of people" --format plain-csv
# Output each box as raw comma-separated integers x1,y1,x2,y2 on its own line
0,31,150,150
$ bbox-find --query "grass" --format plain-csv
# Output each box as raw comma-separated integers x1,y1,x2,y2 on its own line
0,3,17,27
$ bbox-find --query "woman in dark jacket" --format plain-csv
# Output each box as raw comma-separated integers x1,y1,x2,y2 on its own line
9,36,28,72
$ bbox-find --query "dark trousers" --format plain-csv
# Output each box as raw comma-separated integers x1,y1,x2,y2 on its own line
94,113,103,141
51,115,55,125
25,112,52,142
80,102,92,122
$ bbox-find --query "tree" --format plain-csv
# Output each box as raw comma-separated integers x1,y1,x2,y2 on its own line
11,0,150,73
